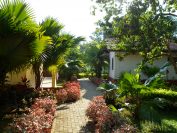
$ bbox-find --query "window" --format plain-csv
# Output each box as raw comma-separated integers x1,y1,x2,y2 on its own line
112,57,114,70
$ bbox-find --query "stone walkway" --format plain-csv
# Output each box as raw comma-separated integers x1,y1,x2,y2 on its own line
51,78,102,133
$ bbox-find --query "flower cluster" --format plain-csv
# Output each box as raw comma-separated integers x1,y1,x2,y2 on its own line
56,89,68,104
56,81,80,103
63,81,80,89
86,96,114,132
12,98,56,133
31,98,56,115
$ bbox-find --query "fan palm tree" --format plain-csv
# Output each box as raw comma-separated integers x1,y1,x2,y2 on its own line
39,17,84,87
0,0,49,86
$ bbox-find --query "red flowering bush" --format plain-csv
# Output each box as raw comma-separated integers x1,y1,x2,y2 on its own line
63,81,80,89
66,86,80,102
56,89,68,104
86,96,115,133
31,98,56,115
57,81,81,102
12,98,56,133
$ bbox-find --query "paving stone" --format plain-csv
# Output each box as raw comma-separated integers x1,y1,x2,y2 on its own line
51,79,102,133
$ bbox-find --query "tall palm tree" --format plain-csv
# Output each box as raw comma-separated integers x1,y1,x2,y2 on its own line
39,17,84,87
0,0,49,86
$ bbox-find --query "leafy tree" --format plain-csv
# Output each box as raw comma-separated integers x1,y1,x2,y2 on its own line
94,0,177,74
82,40,108,78
0,0,49,86
58,45,85,80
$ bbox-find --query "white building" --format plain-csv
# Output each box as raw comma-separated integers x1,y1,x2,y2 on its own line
108,43,177,80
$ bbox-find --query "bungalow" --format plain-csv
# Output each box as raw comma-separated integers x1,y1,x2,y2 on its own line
108,43,177,80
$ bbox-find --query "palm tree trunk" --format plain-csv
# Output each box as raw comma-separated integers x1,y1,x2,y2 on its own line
0,68,7,87
52,72,56,88
33,62,43,89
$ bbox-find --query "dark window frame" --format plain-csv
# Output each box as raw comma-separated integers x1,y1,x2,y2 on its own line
112,57,114,70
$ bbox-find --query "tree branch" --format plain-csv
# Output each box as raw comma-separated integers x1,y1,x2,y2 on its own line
162,13,177,17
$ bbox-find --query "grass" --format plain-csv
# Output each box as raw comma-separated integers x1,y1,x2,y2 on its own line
140,111,177,133
161,111,177,129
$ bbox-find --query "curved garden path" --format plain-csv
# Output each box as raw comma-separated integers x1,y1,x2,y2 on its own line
51,78,102,133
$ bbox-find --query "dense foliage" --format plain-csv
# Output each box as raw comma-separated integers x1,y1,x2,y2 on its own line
82,40,109,78
0,0,50,86
94,0,177,74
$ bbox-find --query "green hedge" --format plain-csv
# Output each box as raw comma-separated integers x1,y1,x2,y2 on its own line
141,89,177,101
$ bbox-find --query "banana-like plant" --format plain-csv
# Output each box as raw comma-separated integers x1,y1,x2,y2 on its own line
97,81,118,104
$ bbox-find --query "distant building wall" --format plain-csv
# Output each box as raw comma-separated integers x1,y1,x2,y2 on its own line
7,71,26,85
109,52,177,80
7,66,36,88
26,66,36,88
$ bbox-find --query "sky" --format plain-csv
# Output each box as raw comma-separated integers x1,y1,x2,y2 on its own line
25,0,103,41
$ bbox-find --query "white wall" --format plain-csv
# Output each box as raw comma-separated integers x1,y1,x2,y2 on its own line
114,54,143,79
8,71,26,85
26,67,36,88
109,52,177,80
7,66,36,88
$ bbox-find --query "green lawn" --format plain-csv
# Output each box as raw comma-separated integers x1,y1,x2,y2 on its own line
140,111,177,133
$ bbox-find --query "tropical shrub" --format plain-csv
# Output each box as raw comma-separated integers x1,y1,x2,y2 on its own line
56,89,68,104
36,88,56,99
31,98,56,115
112,124,138,133
59,60,83,80
119,72,147,97
64,81,80,89
86,96,114,133
141,65,160,77
97,82,118,105
56,81,80,103
12,98,56,133
66,85,80,102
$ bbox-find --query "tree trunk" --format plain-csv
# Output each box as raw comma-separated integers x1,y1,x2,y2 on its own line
0,68,7,87
52,72,56,88
33,62,43,89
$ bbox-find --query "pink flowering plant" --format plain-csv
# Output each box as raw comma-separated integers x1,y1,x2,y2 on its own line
56,81,81,103
56,89,68,104
66,85,80,102
86,96,115,133
63,81,80,89
12,98,56,133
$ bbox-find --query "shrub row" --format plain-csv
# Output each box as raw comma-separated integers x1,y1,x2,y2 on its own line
141,89,177,101
12,98,56,133
86,96,138,133
56,81,80,103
